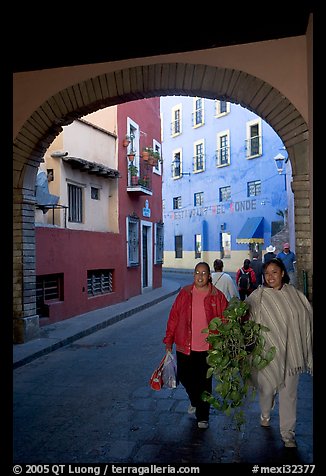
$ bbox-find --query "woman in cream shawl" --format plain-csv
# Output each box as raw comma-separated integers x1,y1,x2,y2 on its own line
246,258,313,448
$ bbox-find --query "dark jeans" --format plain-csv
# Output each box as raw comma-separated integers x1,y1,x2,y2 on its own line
239,288,254,301
239,289,248,301
176,350,212,421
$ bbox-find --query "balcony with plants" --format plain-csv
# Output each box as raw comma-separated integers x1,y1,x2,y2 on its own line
141,147,162,167
127,160,153,195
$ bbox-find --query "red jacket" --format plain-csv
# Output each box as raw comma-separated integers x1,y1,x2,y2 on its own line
235,266,256,291
163,283,228,355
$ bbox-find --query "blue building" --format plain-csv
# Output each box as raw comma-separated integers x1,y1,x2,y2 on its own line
161,96,293,273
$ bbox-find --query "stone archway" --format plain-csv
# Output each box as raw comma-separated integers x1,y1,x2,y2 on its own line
13,63,311,343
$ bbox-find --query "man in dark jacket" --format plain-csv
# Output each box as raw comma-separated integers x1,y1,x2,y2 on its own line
250,252,263,287
236,259,257,301
263,245,276,264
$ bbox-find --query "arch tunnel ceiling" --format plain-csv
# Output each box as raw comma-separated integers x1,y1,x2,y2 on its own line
14,62,308,191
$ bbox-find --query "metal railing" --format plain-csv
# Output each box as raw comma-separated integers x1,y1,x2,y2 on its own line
36,204,68,228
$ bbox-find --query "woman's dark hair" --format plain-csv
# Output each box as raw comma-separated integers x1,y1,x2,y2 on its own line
243,259,251,270
213,259,223,271
195,261,212,283
263,258,290,284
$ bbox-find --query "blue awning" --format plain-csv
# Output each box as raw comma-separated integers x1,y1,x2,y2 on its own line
236,217,264,244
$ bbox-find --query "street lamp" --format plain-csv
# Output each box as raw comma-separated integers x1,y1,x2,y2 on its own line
274,153,287,190
274,153,286,174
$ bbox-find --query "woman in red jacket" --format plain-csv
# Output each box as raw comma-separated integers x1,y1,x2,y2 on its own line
163,262,228,429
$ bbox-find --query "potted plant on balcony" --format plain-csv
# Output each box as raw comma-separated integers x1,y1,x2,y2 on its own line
142,147,162,166
128,163,138,185
127,150,136,162
149,150,162,166
122,135,131,147
138,175,150,188
141,147,153,161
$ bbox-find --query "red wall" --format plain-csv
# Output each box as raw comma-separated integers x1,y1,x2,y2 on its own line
117,98,163,290
36,227,127,324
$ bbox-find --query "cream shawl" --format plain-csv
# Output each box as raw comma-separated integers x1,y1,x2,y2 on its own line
246,284,313,392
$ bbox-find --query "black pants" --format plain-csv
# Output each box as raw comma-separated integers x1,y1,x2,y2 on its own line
176,350,212,421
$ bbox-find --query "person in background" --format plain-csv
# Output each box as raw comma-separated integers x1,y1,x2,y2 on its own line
250,252,264,288
163,262,228,430
211,259,239,300
246,258,313,448
235,258,256,301
263,245,277,264
277,242,297,287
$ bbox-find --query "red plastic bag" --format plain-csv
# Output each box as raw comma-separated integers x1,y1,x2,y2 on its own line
149,354,166,391
149,352,178,391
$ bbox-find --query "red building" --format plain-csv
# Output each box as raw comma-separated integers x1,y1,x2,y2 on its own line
35,98,163,325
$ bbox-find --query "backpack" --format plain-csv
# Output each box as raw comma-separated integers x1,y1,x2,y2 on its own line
239,268,251,290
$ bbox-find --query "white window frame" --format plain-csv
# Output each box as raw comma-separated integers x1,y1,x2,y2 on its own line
192,97,204,128
172,149,183,179
215,100,230,117
194,192,204,206
153,139,162,176
216,129,230,167
171,104,182,136
127,118,140,169
193,139,205,173
246,118,262,158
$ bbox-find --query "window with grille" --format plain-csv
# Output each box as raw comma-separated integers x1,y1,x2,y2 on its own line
87,269,113,296
171,106,181,135
246,119,262,158
155,222,164,264
193,98,204,127
194,192,204,206
175,235,183,258
247,180,261,197
194,142,204,172
195,234,202,258
172,151,182,178
173,196,182,209
127,216,139,267
36,274,63,317
216,131,230,166
219,186,231,202
68,183,83,223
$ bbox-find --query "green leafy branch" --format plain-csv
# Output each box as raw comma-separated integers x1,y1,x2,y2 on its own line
201,297,276,429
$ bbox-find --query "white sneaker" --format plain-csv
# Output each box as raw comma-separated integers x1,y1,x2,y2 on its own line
260,415,270,427
188,404,196,414
197,421,209,429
